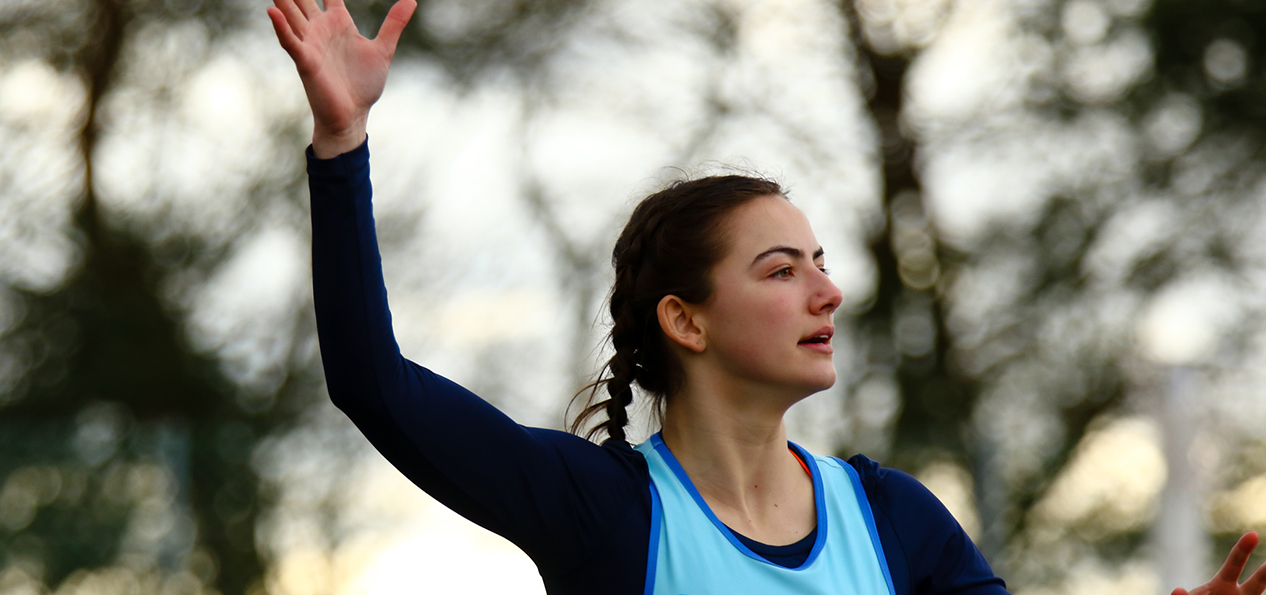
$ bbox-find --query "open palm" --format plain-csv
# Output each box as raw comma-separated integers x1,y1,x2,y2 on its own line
267,0,416,157
1174,533,1266,595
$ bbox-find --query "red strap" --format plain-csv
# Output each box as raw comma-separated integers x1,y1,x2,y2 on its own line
789,447,812,478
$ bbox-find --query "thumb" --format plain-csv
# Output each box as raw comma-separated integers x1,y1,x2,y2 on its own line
375,0,417,53
1172,589,1189,595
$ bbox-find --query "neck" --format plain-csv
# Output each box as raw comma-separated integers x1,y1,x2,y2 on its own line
659,371,807,521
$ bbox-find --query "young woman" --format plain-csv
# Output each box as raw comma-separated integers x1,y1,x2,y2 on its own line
266,1,1266,594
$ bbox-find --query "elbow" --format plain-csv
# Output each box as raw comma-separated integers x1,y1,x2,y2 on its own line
319,356,407,422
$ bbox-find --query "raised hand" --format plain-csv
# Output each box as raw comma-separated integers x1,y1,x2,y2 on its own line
267,0,417,158
1173,532,1266,595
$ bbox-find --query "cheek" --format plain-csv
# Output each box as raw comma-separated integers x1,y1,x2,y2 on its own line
708,289,798,360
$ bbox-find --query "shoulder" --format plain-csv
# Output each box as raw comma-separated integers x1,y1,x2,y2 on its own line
816,451,963,544
841,453,962,558
527,427,651,486
514,428,654,589
809,449,939,512
843,454,944,514
842,454,1009,595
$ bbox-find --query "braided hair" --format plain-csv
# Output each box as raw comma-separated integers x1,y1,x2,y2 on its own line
568,174,786,444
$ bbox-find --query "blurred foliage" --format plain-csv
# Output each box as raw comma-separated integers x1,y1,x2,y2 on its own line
0,0,612,593
1137,0,1266,130
0,0,308,592
350,0,592,85
837,0,1266,586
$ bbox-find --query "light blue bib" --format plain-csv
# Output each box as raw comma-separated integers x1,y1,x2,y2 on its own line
635,433,895,595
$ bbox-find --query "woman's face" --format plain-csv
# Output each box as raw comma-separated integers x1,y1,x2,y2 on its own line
692,194,843,397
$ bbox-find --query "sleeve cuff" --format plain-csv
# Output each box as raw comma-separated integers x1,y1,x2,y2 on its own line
305,137,370,177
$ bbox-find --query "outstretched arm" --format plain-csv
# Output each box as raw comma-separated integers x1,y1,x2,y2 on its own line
267,0,416,157
269,3,654,586
1172,532,1266,595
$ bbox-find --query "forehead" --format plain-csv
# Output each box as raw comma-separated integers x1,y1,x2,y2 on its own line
719,195,819,261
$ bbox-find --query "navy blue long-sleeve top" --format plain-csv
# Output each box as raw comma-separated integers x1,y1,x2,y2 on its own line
307,139,1009,595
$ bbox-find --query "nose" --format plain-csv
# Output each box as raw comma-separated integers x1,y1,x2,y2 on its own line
812,268,843,316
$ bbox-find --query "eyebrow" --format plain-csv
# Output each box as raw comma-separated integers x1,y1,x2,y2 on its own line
750,245,825,268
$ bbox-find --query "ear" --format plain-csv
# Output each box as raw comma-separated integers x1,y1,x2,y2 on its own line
657,295,706,353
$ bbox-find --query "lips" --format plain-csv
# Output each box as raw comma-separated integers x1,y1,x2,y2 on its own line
798,326,834,345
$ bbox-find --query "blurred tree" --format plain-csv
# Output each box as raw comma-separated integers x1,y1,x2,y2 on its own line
0,1,311,593
836,0,983,478
351,0,592,84
1010,0,1266,585
835,0,1045,563
0,1,603,593
833,0,1266,588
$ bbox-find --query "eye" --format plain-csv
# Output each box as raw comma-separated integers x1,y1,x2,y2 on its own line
772,266,794,278
818,266,830,275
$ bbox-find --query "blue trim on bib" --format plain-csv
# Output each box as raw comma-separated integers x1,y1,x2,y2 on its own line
836,457,897,595
648,433,826,570
787,441,828,565
643,479,663,595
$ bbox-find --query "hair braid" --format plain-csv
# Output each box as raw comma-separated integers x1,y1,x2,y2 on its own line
571,205,662,443
568,174,786,444
598,281,639,443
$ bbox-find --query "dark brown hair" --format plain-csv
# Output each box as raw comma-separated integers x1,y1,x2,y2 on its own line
568,174,786,444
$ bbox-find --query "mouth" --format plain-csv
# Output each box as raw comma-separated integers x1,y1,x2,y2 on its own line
797,326,834,346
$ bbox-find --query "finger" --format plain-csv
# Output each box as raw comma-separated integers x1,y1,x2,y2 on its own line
272,0,308,39
1172,589,1188,595
295,0,320,18
324,0,344,8
1215,532,1259,584
375,0,417,51
267,6,303,56
1243,559,1266,595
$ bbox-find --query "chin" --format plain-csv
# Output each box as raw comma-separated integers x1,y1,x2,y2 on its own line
810,376,837,393
797,369,837,395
